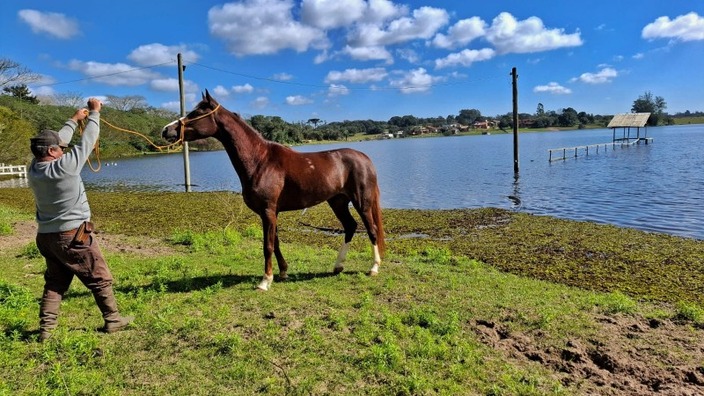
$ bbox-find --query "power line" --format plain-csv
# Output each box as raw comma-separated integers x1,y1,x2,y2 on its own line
186,60,506,92
31,61,175,87
29,56,506,93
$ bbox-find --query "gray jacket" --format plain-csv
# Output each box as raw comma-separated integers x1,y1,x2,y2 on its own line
28,112,100,233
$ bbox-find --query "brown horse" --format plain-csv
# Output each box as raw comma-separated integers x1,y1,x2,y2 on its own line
162,90,385,291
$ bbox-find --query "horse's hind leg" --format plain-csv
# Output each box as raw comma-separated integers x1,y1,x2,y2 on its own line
353,199,382,276
328,196,357,274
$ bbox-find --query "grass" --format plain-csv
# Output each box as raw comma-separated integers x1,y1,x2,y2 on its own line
1,188,703,395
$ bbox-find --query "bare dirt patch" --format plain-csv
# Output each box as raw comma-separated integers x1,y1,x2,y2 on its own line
473,315,704,395
0,220,175,256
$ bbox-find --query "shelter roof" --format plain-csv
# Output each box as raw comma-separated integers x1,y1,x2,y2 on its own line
607,113,651,128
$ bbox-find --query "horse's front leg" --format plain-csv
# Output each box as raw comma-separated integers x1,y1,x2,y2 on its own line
256,211,277,291
274,226,289,281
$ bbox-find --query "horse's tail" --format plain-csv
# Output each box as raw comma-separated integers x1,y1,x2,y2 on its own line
373,183,385,257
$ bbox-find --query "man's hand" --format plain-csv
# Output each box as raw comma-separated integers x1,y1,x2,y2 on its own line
71,108,89,122
87,98,102,112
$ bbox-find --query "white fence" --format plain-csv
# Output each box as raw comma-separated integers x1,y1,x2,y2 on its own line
0,163,27,178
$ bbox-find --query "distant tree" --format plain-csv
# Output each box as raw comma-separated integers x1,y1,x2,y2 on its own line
388,115,418,128
307,118,321,128
536,103,545,116
456,109,481,125
631,91,667,126
557,107,578,127
105,95,148,111
0,105,36,164
497,113,512,130
2,84,38,104
145,107,179,119
577,111,593,126
53,92,86,107
0,58,40,88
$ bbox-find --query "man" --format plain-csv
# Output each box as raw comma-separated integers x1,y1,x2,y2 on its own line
28,97,133,342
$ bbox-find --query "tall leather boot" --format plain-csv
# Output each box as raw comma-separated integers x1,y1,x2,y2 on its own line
93,287,134,333
39,290,62,342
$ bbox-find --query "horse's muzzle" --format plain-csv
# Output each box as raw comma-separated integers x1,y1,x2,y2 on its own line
161,121,179,142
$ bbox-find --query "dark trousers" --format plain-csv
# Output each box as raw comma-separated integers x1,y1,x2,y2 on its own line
36,227,114,299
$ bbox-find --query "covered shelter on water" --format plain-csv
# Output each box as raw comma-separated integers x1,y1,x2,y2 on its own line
607,113,651,143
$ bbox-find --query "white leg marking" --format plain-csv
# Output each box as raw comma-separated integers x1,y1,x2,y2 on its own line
256,274,274,291
333,242,350,274
369,244,381,276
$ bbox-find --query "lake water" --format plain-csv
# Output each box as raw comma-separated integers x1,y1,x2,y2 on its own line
5,125,703,240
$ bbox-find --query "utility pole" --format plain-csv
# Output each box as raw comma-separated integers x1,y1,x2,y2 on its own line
511,67,519,174
178,53,192,192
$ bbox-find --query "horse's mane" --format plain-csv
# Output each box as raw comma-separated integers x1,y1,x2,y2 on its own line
222,106,297,152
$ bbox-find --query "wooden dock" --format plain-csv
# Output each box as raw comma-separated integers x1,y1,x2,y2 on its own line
0,163,28,178
548,138,653,162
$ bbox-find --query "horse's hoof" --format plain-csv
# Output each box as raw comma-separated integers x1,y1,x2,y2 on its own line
368,270,379,277
279,273,288,281
255,287,267,292
333,266,344,274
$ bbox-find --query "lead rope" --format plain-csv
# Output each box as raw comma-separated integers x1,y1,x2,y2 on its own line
76,104,221,172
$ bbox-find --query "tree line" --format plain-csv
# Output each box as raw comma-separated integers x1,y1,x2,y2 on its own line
0,57,696,165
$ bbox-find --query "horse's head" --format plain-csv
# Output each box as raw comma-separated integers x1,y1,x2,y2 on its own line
162,90,221,143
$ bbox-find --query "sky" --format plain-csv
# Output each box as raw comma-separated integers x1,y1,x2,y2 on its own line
1,0,703,123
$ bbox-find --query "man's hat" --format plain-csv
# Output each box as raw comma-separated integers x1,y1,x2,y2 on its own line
30,129,68,148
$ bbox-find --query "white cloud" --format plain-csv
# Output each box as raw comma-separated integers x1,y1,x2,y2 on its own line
232,83,254,93
571,67,618,84
161,101,182,112
396,48,420,63
252,96,269,109
431,16,486,49
150,78,199,93
301,0,366,29
18,9,79,39
642,12,704,42
341,45,393,63
162,93,197,112
434,48,495,69
632,53,644,60
485,12,582,54
347,6,449,47
325,67,388,84
363,0,408,24
272,73,293,81
208,0,328,56
286,95,313,105
128,43,199,66
31,86,56,97
328,84,350,97
67,60,162,86
533,82,572,95
389,68,441,94
213,85,230,97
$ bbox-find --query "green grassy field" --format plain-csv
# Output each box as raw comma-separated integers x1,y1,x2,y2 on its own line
1,189,703,395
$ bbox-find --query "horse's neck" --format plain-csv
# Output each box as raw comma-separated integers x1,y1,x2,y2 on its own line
217,112,267,182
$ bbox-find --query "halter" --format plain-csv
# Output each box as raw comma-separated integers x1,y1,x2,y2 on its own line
178,104,221,143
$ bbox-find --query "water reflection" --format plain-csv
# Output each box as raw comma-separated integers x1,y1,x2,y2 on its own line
508,173,522,209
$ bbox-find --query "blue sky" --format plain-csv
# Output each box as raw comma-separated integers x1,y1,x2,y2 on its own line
2,0,703,122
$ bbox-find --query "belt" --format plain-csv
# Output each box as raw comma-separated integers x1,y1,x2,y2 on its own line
59,228,79,236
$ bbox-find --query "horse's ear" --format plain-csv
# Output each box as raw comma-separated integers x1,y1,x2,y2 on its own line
201,91,205,100
204,89,217,105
